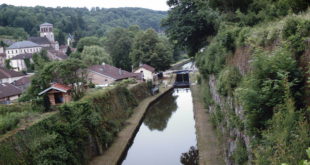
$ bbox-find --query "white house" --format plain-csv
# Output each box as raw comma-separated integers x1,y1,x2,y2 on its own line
5,41,42,59
10,53,33,71
134,64,156,81
0,67,25,84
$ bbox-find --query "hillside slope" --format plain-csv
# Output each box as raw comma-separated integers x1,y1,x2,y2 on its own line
0,4,166,38
196,10,310,164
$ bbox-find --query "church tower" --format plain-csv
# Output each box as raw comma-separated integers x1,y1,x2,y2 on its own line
40,22,55,42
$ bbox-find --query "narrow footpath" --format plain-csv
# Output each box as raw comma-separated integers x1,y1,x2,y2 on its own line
89,85,173,165
191,76,225,165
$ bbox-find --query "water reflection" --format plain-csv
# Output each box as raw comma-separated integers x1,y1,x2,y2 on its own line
180,146,199,165
122,89,197,165
144,91,178,131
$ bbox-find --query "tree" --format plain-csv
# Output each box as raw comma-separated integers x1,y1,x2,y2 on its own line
130,29,173,71
162,0,220,56
76,36,103,52
66,46,72,56
21,58,88,102
105,28,134,71
81,45,112,66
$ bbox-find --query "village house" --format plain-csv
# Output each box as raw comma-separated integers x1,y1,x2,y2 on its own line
134,64,156,81
5,41,42,59
10,53,33,71
0,67,25,83
39,83,72,105
0,52,5,67
11,76,31,92
47,50,68,61
0,83,22,104
88,64,141,86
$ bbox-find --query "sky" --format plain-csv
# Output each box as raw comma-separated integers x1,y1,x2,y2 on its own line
0,0,169,11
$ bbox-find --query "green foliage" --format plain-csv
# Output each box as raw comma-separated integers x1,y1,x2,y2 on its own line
0,103,40,135
76,36,103,52
0,83,151,164
105,27,135,71
130,29,173,71
81,45,112,66
0,4,166,37
162,0,220,56
217,66,242,96
0,26,28,39
4,59,11,69
210,105,224,127
254,80,310,164
282,18,310,56
236,47,302,136
232,139,248,165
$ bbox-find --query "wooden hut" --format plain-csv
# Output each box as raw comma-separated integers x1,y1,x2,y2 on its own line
39,83,72,105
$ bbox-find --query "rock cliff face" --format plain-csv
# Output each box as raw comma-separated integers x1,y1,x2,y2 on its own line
207,74,251,164
204,44,309,164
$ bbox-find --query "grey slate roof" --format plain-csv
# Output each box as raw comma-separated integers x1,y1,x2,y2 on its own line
0,67,25,79
0,83,22,98
28,37,51,45
88,64,140,80
7,41,40,49
48,50,68,60
11,53,33,60
40,22,53,26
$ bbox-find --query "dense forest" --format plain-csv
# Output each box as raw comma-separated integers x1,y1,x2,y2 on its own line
0,4,167,41
163,0,310,164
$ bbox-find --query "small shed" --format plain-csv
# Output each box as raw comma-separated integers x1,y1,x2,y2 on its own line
39,83,72,105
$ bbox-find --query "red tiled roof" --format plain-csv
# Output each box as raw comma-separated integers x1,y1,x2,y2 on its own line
88,64,138,80
0,83,22,98
0,67,25,79
52,83,71,91
38,83,71,95
139,64,155,72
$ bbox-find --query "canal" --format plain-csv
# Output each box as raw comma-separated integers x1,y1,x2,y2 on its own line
121,88,197,165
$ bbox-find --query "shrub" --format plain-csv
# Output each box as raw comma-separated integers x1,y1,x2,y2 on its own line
232,139,248,165
236,47,302,135
217,66,241,96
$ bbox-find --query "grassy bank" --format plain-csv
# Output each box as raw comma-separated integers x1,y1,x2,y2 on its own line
0,83,150,165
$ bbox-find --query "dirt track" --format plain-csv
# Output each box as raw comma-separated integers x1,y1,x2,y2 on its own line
191,81,225,165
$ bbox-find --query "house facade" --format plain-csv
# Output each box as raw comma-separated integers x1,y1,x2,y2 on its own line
0,67,25,83
0,83,22,104
134,64,156,81
5,41,42,59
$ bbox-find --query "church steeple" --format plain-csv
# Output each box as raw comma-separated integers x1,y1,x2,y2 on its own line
40,22,55,42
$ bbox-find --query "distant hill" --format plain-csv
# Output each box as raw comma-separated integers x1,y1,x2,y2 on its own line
0,4,167,38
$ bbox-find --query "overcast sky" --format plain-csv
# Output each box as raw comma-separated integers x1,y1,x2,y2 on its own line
0,0,169,11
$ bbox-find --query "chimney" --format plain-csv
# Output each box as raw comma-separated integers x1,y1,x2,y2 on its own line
119,68,122,75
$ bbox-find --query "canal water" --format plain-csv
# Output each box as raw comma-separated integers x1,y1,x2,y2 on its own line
121,88,197,165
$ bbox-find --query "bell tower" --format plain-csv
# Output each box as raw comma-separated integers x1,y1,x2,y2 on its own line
40,22,55,42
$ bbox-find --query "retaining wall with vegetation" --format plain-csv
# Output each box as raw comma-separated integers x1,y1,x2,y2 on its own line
0,83,151,165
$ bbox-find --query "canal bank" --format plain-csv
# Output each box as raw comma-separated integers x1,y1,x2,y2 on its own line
89,85,173,165
190,75,225,165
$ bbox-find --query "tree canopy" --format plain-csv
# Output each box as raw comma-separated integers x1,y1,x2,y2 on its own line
0,4,167,39
130,29,173,71
81,45,112,66
162,0,220,56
